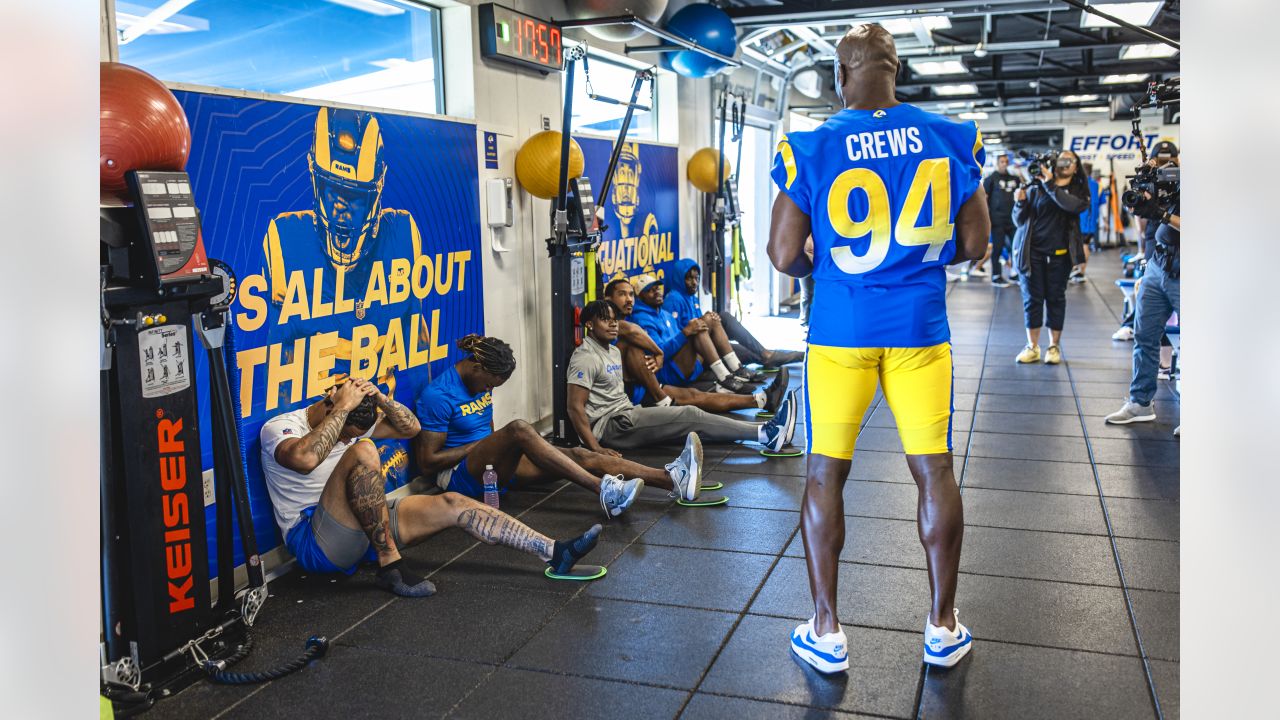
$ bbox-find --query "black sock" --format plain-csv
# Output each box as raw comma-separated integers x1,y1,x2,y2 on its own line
548,524,602,575
375,559,435,598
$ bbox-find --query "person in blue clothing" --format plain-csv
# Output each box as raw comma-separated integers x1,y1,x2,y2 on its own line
661,258,806,370
1071,164,1102,284
767,23,990,674
629,273,756,394
411,334,701,519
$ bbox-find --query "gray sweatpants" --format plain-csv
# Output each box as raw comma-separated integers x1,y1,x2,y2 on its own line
598,405,760,450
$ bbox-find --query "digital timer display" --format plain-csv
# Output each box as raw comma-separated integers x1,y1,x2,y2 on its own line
478,3,563,73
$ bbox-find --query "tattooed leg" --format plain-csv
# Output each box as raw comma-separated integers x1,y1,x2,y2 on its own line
455,503,553,561
318,439,400,566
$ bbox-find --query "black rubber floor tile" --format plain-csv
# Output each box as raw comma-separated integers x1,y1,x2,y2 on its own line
750,557,929,631
639,505,798,555
853,426,908,453
956,574,1138,655
962,456,1095,497
498,483,570,515
429,539,628,595
970,411,1084,437
718,447,808,477
976,394,1081,415
919,639,1153,720
1128,589,1179,662
1095,465,1179,501
519,491,671,545
681,693,877,719
450,667,687,720
506,596,735,690
1061,367,1135,383
847,450,918,484
1115,537,1179,592
585,543,775,613
1071,380,1141,398
981,363,1074,380
783,515,925,570
961,456,1098,496
842,479,919,521
962,487,1108,535
1104,497,1179,541
1085,415,1181,441
961,525,1120,586
966,431,1091,463
248,567,397,641
220,647,487,720
338,580,565,663
705,470,805,511
1089,437,1181,468
1149,659,1180,719
979,379,1076,397
700,614,921,718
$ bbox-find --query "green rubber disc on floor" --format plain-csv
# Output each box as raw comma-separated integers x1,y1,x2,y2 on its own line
761,446,804,457
756,411,775,419
700,481,723,491
677,494,728,507
545,565,607,581
762,367,781,374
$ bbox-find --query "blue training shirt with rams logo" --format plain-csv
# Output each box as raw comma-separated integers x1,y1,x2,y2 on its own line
772,104,984,348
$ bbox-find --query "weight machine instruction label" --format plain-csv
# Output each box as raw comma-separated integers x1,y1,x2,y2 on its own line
138,325,190,398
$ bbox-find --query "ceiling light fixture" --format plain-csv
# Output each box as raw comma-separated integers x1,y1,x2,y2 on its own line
1079,2,1163,29
1062,94,1100,103
958,111,989,120
1101,73,1150,84
934,84,978,96
908,58,968,75
1119,43,1179,60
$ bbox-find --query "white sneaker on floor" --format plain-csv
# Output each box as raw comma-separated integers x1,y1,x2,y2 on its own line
599,475,643,518
924,609,973,668
1112,326,1134,341
791,617,849,674
1105,401,1156,425
665,433,703,502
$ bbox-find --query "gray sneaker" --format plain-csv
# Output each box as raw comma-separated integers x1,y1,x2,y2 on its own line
1105,401,1156,425
599,474,644,518
665,432,703,502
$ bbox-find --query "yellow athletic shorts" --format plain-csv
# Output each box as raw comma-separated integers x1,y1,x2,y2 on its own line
803,343,954,459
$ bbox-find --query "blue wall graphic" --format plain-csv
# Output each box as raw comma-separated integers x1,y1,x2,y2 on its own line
174,90,483,571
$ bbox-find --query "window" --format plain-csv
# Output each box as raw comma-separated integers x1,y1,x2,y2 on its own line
115,0,444,116
567,51,658,141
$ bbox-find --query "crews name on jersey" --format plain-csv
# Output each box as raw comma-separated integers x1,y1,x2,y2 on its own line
845,127,924,162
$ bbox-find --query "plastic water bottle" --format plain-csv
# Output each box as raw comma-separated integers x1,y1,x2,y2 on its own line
482,465,499,509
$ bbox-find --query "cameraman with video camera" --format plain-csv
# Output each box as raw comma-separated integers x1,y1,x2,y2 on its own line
1106,153,1181,429
1011,149,1090,365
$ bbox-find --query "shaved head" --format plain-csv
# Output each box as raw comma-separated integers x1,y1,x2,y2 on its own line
835,23,900,80
833,23,900,108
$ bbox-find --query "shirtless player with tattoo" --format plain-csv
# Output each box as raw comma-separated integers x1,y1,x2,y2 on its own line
260,378,602,597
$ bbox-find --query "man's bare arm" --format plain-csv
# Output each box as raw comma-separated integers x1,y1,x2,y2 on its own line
275,409,349,474
567,384,605,452
412,429,478,476
371,393,421,439
618,320,663,356
951,187,992,266
768,192,814,277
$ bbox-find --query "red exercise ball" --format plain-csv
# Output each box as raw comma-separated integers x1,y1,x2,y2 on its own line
100,62,191,203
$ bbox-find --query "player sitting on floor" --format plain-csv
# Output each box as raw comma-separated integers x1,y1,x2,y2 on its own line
412,334,701,516
626,273,756,395
605,277,791,415
260,378,602,597
661,258,805,370
568,300,797,458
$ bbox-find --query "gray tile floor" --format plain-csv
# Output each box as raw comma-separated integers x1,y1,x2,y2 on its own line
153,250,1178,719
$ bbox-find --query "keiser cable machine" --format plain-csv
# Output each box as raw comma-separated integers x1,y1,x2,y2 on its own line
100,171,324,713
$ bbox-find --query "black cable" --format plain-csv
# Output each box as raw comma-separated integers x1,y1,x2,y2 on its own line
202,635,330,685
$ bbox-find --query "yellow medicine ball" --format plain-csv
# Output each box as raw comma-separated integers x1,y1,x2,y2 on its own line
687,147,730,193
515,130,585,199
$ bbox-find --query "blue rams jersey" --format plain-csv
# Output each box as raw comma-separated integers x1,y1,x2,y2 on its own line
772,104,984,347
263,208,428,397
415,365,492,449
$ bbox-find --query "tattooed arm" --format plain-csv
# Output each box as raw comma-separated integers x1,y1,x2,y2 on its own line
455,503,553,561
274,382,366,473
371,391,422,439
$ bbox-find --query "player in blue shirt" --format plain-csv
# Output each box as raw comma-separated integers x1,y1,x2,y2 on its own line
412,335,700,519
767,24,991,674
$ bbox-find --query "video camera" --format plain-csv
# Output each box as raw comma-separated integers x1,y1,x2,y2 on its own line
1015,149,1059,183
1122,77,1180,214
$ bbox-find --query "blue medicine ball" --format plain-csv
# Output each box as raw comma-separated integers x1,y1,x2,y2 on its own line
660,3,737,78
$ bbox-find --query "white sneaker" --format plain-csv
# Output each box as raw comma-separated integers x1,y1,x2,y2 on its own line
665,433,703,502
1112,326,1134,341
969,265,988,277
791,617,849,674
599,475,643,518
923,609,973,668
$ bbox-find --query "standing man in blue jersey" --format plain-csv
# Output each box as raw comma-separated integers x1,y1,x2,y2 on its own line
768,24,991,674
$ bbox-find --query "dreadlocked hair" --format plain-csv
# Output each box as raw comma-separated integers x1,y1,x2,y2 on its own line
458,334,516,379
580,299,620,327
